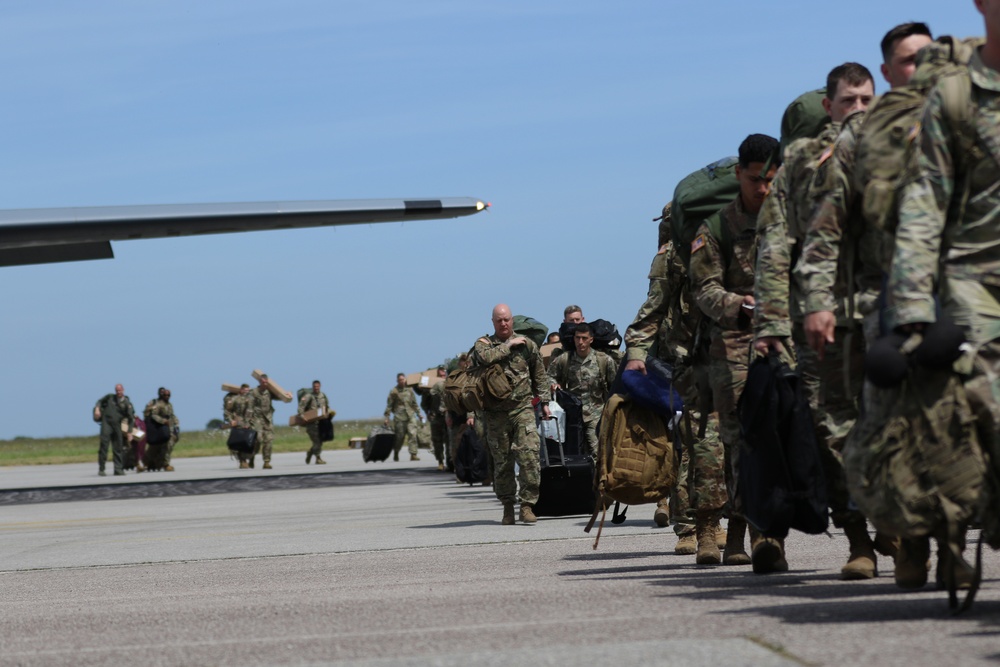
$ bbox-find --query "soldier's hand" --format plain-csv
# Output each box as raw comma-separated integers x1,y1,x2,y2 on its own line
753,336,785,356
466,416,475,427
804,311,836,360
507,336,527,347
383,417,389,426
541,403,551,420
624,359,646,375
550,383,561,394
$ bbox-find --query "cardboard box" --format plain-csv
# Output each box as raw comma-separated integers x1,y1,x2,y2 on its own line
251,369,293,402
288,407,334,426
221,383,242,394
406,369,444,390
540,342,562,369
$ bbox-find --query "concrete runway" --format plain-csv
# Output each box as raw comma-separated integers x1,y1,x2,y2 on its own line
0,449,998,666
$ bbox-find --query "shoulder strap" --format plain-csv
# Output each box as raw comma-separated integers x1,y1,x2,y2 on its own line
705,212,732,268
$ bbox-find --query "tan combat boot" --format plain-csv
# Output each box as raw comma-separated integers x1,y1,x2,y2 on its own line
841,522,878,580
239,460,249,469
164,465,175,472
751,537,788,574
262,461,272,470
410,454,421,461
674,532,697,555
695,520,721,565
723,518,751,565
315,457,326,465
715,522,727,549
520,504,537,525
895,536,930,589
502,503,515,526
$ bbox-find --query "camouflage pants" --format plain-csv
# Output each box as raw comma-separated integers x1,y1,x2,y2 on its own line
306,424,323,457
708,331,752,518
966,340,1000,548
582,415,600,459
255,424,273,462
165,434,178,465
391,418,418,456
793,322,865,528
429,418,447,463
675,361,725,521
482,406,541,506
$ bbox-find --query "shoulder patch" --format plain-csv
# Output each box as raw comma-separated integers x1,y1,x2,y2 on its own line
691,234,706,255
906,121,921,144
656,243,668,255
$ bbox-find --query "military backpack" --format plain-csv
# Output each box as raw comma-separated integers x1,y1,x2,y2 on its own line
670,156,740,268
442,358,513,414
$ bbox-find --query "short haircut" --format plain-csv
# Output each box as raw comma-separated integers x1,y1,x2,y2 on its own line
564,305,582,318
574,323,592,336
240,383,249,389
397,372,405,378
826,62,874,100
738,134,780,168
312,380,320,385
880,22,932,64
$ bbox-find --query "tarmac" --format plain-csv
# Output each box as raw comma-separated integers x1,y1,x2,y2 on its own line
0,447,998,666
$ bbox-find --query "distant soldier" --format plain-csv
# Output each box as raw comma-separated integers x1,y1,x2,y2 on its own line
690,133,780,568
384,373,421,462
144,387,179,472
474,303,551,525
300,380,333,465
424,366,449,470
249,374,279,469
227,384,254,469
563,305,584,325
547,322,616,457
93,383,135,477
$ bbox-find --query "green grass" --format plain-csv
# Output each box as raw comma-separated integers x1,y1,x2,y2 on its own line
0,419,386,466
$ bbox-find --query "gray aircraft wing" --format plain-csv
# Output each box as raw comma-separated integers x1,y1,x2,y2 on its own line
0,196,487,267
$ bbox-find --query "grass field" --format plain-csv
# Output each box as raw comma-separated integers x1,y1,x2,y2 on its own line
0,419,388,467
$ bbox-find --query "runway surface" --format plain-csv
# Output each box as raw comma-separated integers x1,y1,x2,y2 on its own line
0,449,998,666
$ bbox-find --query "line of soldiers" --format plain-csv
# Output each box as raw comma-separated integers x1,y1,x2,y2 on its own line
624,8,1000,592
93,384,178,476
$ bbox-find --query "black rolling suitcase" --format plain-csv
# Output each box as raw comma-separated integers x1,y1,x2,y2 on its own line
364,426,395,463
534,391,597,517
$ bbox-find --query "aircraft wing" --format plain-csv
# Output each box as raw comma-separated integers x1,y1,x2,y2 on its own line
0,197,487,267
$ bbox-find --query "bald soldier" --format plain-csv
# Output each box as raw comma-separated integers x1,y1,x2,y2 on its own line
473,304,551,525
93,384,135,476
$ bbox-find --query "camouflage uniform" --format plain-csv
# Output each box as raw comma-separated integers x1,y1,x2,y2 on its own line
425,381,448,465
690,196,759,517
546,348,616,457
94,392,135,475
624,241,725,527
886,53,1000,546
249,386,277,465
384,385,419,457
227,391,255,465
299,389,333,460
473,335,551,507
144,397,179,469
755,123,866,529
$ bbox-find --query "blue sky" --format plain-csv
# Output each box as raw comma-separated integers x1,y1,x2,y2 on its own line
0,1,984,439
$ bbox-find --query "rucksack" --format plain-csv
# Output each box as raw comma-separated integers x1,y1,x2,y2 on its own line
737,354,828,540
671,156,740,267
780,88,831,155
297,387,309,402
442,361,512,413
589,319,622,351
512,315,548,348
856,36,983,235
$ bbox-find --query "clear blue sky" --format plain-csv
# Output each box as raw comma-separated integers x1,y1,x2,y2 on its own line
0,1,984,439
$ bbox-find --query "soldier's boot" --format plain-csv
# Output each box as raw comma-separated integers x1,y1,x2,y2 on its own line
98,469,107,477
520,504,537,525
653,499,670,528
315,457,326,465
136,462,146,473
841,522,878,580
723,519,751,566
165,465,174,472
751,536,788,574
894,536,930,589
873,531,900,560
393,451,399,462
306,451,312,464
715,522,727,549
695,520,721,565
239,461,249,469
410,454,421,461
674,531,697,555
262,460,272,470
501,503,515,526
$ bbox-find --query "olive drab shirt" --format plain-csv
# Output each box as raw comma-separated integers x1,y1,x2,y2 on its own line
472,335,551,412
547,349,616,422
754,123,841,338
887,51,1000,345
690,196,759,335
384,385,418,421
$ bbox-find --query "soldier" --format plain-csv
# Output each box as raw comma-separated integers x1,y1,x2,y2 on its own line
474,303,551,525
885,1,1000,584
563,305,584,325
425,366,449,470
226,383,254,469
689,133,780,569
249,374,279,469
623,204,725,558
144,387,179,472
547,322,616,457
753,63,878,579
300,380,333,465
384,373,421,462
93,384,135,476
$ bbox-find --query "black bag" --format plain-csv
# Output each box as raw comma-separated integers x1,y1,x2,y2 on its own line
364,426,395,463
227,427,257,455
454,427,491,485
589,319,622,351
318,417,334,442
146,419,171,445
534,409,596,517
737,353,828,539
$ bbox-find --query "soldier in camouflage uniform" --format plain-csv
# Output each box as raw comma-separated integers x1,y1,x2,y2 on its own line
547,322,616,457
384,373,421,462
300,380,333,465
249,374,279,469
690,133,779,569
144,387,179,471
93,383,135,476
754,64,880,579
425,367,449,470
226,384,254,469
886,4,1000,578
473,303,551,525
623,205,725,557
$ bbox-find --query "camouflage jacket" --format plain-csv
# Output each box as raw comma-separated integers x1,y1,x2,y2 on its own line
299,390,331,416
796,111,888,323
754,123,841,337
95,393,135,427
227,393,254,429
249,386,276,431
426,381,446,422
384,385,418,421
624,241,700,364
547,349,616,421
887,52,1000,345
690,196,758,334
472,334,551,412
144,398,178,429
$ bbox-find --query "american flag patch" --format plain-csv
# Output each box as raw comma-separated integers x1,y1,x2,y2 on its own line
817,145,834,165
691,234,706,254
